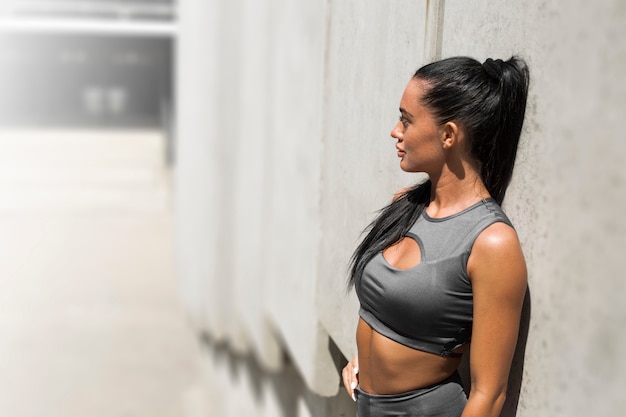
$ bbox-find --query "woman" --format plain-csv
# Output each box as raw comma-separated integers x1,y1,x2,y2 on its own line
342,56,530,417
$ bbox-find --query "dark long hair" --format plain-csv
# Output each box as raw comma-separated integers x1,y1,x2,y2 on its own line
348,56,530,288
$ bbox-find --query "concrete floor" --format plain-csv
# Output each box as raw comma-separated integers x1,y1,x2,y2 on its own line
0,129,202,417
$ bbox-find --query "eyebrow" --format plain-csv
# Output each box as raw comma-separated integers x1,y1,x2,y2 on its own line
399,107,414,118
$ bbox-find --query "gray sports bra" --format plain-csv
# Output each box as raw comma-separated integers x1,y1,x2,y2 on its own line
355,198,513,357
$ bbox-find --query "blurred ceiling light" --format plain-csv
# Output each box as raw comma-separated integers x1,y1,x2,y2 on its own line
0,18,176,37
0,0,176,38
0,0,175,20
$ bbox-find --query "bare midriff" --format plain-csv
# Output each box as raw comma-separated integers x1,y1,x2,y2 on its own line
356,317,465,395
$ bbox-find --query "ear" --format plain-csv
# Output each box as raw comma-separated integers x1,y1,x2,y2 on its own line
441,121,460,149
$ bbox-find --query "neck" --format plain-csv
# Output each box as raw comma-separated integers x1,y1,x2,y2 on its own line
427,166,489,218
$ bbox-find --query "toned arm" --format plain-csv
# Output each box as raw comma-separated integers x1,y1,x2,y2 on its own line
463,222,527,417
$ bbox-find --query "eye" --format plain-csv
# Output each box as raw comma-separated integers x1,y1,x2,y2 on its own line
399,115,409,128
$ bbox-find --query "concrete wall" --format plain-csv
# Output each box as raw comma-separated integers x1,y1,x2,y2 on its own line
175,0,625,416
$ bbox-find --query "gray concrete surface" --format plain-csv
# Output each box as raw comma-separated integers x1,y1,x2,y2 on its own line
0,129,202,417
175,0,625,416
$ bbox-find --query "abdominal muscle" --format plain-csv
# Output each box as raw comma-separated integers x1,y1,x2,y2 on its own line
356,317,465,395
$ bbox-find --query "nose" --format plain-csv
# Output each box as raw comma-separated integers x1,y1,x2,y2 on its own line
391,121,403,140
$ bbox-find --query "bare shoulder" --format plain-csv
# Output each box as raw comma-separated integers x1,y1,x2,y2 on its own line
474,221,520,252
468,221,527,287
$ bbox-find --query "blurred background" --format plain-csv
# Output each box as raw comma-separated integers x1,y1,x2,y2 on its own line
0,1,197,417
0,0,624,416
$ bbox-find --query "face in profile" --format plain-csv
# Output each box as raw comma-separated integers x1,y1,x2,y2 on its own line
390,79,445,174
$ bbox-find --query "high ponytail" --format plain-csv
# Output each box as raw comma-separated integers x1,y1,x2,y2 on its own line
348,56,529,287
475,57,529,204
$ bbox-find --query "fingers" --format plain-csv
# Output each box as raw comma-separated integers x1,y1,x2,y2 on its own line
341,356,360,402
341,366,357,401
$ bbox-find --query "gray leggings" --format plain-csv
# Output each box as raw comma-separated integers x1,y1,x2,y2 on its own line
355,372,467,417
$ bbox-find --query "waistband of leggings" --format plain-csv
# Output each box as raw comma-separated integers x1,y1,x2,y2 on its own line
355,371,462,400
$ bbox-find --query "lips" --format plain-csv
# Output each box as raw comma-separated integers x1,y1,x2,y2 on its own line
396,146,405,157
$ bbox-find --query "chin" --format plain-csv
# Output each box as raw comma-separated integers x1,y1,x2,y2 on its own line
399,161,416,173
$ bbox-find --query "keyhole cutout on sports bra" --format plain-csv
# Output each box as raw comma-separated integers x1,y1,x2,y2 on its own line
382,236,422,270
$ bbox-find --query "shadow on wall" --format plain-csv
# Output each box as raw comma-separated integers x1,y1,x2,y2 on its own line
458,288,532,417
198,334,356,417
502,288,532,417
